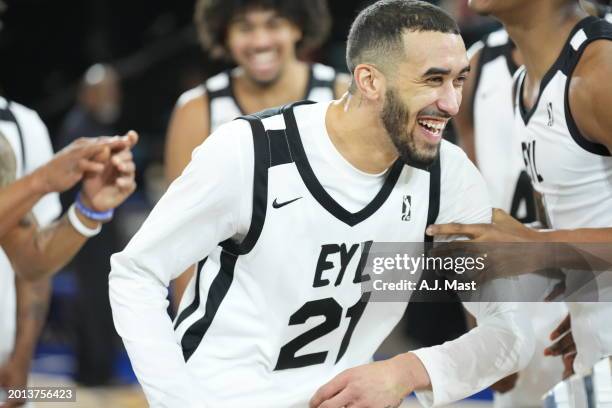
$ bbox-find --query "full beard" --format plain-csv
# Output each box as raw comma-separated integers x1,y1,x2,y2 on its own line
380,88,440,169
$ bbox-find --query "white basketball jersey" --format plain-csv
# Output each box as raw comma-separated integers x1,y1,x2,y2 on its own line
513,16,612,373
470,29,535,222
206,63,337,132
513,16,612,229
172,102,442,407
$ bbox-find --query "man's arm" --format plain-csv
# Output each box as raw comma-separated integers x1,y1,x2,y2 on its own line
110,120,250,406
0,134,138,280
0,277,51,408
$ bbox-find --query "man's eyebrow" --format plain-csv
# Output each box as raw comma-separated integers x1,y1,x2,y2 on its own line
422,67,451,76
459,65,471,75
422,65,471,77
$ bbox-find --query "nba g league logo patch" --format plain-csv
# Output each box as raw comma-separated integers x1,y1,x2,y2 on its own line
547,102,554,127
401,195,411,221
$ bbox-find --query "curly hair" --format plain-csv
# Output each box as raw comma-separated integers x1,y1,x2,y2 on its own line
194,0,331,60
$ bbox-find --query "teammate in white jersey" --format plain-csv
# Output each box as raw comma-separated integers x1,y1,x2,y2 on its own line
431,0,612,376
455,30,568,408
0,98,60,408
165,0,350,307
111,2,534,407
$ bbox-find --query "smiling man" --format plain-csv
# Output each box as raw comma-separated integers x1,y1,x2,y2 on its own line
111,1,533,407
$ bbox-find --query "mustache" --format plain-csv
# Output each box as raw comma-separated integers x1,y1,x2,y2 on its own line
417,108,451,119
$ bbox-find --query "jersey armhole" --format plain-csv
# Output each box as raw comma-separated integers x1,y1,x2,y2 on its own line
564,37,612,157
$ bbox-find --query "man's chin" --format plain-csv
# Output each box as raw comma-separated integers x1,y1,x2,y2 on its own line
246,70,282,88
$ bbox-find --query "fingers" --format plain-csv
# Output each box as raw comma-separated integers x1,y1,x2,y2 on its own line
124,130,139,147
316,389,352,408
426,222,486,238
77,158,105,174
310,374,349,408
550,314,571,340
544,331,576,356
492,208,509,222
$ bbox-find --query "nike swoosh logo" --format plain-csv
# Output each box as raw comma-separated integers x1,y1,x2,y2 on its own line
272,197,302,209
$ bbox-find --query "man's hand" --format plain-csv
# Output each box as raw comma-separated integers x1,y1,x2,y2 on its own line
81,131,138,212
426,209,539,242
544,314,576,379
0,358,28,407
309,353,429,408
32,135,134,194
490,372,519,394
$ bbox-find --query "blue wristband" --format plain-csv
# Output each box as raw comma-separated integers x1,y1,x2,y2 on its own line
75,193,114,221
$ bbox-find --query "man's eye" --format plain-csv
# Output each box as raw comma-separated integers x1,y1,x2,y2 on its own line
427,77,443,85
454,76,467,86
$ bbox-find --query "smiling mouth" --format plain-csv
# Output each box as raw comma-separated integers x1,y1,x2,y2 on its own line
417,118,447,140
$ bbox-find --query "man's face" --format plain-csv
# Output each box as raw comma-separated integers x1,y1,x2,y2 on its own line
226,8,302,87
380,31,469,167
467,0,531,16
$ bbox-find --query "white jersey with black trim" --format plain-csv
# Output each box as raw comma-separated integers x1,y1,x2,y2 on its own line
469,29,535,222
205,63,337,132
110,101,534,408
0,97,61,364
513,16,612,374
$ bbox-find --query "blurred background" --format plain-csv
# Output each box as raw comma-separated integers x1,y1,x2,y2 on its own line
0,1,502,406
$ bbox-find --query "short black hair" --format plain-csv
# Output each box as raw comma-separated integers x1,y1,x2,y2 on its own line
346,0,460,76
195,0,331,60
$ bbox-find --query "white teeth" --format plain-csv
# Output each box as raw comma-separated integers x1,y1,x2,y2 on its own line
252,51,276,64
418,119,446,134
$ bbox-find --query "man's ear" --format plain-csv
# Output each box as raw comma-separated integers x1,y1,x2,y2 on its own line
353,64,386,101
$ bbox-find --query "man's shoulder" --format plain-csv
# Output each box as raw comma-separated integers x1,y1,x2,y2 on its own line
439,140,470,165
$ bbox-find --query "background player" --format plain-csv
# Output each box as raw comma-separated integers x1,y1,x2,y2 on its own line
431,0,612,377
165,0,350,307
110,1,533,407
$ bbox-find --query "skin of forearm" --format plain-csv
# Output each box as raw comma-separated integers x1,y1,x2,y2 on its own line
0,173,46,239
11,276,51,365
27,212,97,279
3,209,98,280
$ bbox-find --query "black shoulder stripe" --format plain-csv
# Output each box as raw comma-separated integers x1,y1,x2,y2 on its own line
0,103,26,172
221,116,270,255
267,129,293,167
424,156,441,243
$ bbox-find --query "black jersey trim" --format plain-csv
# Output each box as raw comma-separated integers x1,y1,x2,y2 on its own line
0,103,26,172
282,105,404,227
424,156,441,243
173,257,207,330
181,250,237,362
563,20,612,157
221,116,270,255
267,129,293,167
518,17,597,126
470,34,518,124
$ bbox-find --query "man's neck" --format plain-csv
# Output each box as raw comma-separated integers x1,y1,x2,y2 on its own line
500,2,587,81
326,93,398,174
